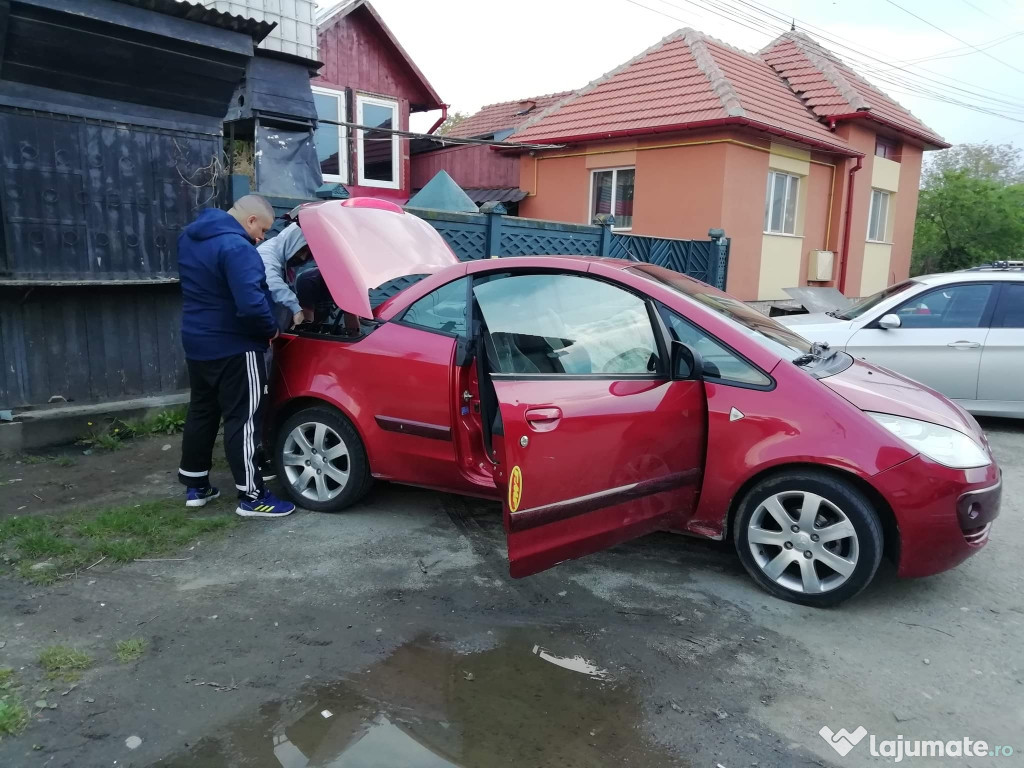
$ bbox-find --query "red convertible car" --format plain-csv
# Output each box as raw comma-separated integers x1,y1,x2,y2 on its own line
267,198,1001,607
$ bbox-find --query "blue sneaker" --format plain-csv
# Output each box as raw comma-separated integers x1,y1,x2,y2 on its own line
185,486,220,508
236,489,295,518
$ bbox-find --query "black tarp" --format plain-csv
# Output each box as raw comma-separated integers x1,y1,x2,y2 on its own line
255,118,323,200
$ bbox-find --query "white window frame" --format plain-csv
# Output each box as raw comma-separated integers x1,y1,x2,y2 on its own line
763,170,801,236
588,167,635,232
356,93,400,189
867,188,891,243
311,85,348,183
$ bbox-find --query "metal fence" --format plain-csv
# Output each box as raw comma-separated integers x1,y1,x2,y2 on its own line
407,206,730,290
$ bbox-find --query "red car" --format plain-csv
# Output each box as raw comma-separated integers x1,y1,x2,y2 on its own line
267,199,1001,607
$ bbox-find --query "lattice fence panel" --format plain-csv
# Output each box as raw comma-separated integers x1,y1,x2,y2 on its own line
500,230,601,257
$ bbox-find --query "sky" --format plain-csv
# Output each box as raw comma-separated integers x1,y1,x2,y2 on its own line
316,0,1024,149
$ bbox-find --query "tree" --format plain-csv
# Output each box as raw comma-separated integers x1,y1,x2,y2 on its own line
436,111,469,136
911,170,1024,275
922,142,1024,188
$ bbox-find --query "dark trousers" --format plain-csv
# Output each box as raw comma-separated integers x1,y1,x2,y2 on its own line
178,351,267,499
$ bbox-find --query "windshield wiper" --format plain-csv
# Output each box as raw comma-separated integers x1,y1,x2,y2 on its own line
793,341,832,366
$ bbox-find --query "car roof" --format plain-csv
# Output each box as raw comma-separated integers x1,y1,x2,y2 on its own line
914,271,1024,285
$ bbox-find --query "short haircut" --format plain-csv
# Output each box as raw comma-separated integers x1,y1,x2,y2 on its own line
230,194,275,223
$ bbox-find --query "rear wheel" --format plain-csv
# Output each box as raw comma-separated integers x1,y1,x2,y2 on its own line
733,470,883,608
274,406,372,512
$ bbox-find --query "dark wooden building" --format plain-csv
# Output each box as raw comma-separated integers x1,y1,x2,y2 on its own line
0,0,273,409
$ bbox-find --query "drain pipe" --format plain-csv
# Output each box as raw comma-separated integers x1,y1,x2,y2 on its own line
838,155,863,294
427,104,450,135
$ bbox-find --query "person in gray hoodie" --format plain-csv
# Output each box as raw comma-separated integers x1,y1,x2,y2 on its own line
258,222,313,329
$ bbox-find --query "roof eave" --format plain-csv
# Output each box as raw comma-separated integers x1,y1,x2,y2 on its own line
826,112,950,150
508,118,862,157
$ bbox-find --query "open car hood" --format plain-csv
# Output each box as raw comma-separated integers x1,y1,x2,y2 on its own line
298,198,459,319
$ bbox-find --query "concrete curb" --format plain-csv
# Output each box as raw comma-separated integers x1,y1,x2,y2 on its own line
0,392,190,453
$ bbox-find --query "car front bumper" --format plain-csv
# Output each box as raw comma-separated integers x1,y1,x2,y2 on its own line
871,454,1001,579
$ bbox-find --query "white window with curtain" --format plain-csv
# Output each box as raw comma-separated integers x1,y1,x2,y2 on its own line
356,94,400,189
763,171,800,235
312,85,347,183
590,168,635,230
867,189,891,242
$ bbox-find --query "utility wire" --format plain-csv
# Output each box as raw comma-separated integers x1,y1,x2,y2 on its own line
883,0,1024,75
313,117,565,149
634,0,1024,120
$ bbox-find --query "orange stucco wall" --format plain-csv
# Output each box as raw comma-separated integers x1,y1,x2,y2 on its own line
518,123,927,300
891,143,923,284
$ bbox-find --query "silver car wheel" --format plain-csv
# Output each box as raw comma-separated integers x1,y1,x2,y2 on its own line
281,421,350,503
747,491,859,594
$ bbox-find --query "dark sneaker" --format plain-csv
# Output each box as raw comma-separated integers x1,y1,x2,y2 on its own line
236,489,295,518
185,486,220,508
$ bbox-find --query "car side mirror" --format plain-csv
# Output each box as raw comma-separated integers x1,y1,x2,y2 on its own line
878,313,901,330
671,341,703,381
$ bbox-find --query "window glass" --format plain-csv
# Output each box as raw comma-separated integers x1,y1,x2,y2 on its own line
995,283,1024,328
835,280,917,320
313,89,346,181
662,309,771,386
867,189,890,242
875,138,897,159
591,168,634,229
357,96,398,187
474,274,659,376
894,283,993,328
401,277,468,336
764,171,799,235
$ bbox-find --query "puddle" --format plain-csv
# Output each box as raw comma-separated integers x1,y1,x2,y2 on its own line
153,630,688,767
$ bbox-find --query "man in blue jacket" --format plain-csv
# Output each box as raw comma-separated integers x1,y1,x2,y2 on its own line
176,195,295,518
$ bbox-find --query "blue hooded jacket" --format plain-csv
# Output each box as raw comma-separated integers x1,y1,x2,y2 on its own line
178,208,278,361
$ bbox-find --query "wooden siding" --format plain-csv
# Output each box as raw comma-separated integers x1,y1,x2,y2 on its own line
316,8,431,105
411,144,519,190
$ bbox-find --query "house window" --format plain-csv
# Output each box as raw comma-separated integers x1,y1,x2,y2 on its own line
356,94,400,189
867,189,891,242
591,168,635,230
764,171,799,235
312,86,347,183
875,137,898,160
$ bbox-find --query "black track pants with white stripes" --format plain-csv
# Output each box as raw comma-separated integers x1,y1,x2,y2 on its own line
178,351,267,500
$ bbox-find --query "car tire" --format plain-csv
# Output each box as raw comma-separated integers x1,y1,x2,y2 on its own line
733,470,883,608
274,406,373,512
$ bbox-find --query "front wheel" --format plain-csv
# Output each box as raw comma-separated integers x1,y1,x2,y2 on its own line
733,470,883,608
274,406,373,512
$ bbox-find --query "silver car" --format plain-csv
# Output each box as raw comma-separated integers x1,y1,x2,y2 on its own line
780,272,1024,418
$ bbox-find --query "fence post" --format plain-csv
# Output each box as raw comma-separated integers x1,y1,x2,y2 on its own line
481,201,507,258
708,228,729,290
593,213,615,257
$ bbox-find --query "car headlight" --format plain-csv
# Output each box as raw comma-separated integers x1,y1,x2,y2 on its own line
868,412,990,469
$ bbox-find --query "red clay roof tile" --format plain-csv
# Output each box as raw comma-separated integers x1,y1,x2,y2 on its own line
443,91,574,139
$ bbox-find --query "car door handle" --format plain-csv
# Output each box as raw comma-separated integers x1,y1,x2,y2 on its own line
947,341,981,349
525,407,562,424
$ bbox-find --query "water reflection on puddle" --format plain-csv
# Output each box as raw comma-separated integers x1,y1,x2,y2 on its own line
154,630,687,767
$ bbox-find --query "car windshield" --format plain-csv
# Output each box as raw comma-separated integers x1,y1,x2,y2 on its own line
835,280,917,320
627,265,812,358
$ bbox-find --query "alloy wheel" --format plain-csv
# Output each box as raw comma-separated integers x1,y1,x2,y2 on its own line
281,421,350,502
747,491,859,594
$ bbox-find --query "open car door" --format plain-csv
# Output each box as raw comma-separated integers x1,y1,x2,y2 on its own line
473,271,707,578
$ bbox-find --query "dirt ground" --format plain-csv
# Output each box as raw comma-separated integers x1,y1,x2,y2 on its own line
1,421,1022,767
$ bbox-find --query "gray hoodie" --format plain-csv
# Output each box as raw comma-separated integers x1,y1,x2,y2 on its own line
257,223,308,315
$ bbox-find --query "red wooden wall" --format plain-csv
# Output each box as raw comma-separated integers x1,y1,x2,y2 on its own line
411,144,520,190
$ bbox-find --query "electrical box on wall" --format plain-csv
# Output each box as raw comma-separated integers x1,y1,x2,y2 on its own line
808,250,834,282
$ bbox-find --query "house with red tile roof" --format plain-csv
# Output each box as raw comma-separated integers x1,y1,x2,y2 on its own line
504,28,948,300
410,92,572,213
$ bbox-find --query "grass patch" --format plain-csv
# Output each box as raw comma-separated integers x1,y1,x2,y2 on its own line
115,638,147,664
38,646,92,682
0,667,29,739
54,456,76,468
1,498,237,584
150,408,187,435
